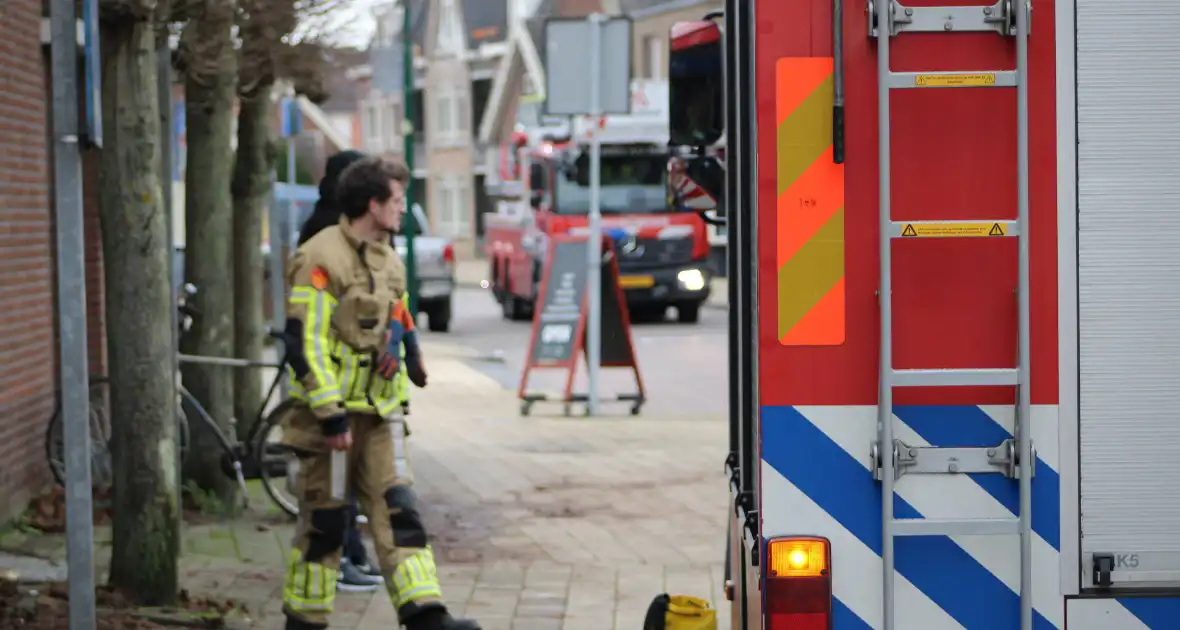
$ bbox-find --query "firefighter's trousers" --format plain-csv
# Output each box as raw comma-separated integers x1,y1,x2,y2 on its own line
282,410,442,627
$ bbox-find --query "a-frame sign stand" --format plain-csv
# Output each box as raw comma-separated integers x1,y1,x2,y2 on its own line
518,235,646,416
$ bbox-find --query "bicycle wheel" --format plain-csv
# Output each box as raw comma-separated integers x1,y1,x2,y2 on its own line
254,398,301,517
45,377,112,490
46,377,190,490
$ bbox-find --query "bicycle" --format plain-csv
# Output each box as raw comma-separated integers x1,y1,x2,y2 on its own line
45,335,302,516
45,285,302,517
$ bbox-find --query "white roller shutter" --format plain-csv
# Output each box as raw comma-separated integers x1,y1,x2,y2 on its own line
1077,0,1180,588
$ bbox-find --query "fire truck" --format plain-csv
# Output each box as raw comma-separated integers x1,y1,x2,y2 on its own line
484,80,714,324
673,0,1180,629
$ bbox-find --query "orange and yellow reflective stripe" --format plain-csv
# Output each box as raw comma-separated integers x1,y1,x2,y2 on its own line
776,57,846,346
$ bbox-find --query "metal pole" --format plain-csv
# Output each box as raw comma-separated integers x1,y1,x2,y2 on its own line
402,0,420,317
585,13,604,416
159,36,183,495
875,1,896,628
1015,2,1033,629
50,0,95,627
268,189,285,332
832,0,845,164
287,101,296,189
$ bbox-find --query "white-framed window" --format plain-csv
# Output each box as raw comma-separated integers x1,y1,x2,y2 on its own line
437,0,466,56
432,89,468,145
644,35,663,80
434,175,470,239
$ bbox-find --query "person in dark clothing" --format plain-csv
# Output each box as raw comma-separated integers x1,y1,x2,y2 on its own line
295,149,382,592
297,149,366,247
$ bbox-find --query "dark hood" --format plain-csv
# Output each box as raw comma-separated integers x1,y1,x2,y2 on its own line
298,150,367,246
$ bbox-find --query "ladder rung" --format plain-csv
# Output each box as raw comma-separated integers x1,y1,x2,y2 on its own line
886,71,1018,89
891,368,1019,387
892,517,1020,537
890,220,1018,239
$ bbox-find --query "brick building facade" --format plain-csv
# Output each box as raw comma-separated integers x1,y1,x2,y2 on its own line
0,0,108,523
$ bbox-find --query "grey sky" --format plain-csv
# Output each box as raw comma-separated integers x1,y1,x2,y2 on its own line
316,0,542,48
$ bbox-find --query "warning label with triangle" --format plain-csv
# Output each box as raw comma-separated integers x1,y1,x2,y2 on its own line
988,223,1005,236
901,224,917,237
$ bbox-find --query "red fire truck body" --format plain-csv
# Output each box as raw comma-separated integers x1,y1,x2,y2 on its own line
484,84,714,324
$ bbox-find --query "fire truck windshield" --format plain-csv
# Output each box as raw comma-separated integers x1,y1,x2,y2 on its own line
553,154,668,215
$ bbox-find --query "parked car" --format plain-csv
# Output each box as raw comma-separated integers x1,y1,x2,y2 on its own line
394,204,455,333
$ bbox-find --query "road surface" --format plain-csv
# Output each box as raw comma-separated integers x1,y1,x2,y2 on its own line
422,286,728,420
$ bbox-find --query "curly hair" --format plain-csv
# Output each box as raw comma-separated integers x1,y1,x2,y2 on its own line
337,157,411,220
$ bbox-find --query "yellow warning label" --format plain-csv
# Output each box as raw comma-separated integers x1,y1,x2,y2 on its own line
913,73,996,87
900,222,1007,237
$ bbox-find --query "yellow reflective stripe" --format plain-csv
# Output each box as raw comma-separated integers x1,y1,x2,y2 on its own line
376,396,401,418
396,367,409,404
338,351,357,402
356,358,371,398
292,286,341,407
307,386,339,406
289,285,338,307
282,549,338,612
390,548,443,607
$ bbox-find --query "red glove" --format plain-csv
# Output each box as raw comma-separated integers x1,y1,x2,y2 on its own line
375,321,404,379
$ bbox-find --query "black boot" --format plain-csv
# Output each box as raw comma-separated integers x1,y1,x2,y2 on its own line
400,603,482,630
283,613,327,630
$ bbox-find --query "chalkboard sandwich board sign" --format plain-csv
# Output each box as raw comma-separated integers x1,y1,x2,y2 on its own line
517,234,646,416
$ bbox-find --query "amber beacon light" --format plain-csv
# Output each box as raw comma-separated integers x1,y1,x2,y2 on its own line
765,537,832,629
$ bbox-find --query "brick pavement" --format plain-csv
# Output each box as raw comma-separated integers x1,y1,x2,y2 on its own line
0,340,732,630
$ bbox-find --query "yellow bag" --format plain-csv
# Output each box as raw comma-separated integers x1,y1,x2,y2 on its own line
643,593,717,630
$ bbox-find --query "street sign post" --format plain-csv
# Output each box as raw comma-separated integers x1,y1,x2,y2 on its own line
543,14,632,416
402,0,420,317
281,96,301,190
50,0,96,627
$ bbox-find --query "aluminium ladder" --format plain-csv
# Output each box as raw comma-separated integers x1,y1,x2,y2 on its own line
867,2,1034,630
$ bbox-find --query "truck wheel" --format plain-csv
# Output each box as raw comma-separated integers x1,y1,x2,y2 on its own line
503,294,531,321
629,306,665,323
427,302,452,333
491,261,505,304
677,302,701,324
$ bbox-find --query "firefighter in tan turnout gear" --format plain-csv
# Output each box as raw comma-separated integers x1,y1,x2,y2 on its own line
279,156,481,630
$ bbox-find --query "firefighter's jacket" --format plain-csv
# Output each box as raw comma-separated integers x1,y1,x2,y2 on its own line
284,215,406,448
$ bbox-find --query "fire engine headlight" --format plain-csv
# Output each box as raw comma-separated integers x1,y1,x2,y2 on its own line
677,269,706,292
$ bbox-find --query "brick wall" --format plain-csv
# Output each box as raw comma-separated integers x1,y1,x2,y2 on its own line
0,0,57,522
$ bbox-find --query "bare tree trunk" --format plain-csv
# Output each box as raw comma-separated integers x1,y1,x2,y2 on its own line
99,7,180,605
231,89,272,439
179,0,238,503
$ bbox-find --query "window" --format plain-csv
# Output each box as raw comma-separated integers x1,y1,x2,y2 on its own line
432,89,468,144
644,35,663,80
383,101,402,150
364,101,382,151
454,91,469,137
437,0,465,56
553,151,667,215
435,92,453,136
434,175,470,238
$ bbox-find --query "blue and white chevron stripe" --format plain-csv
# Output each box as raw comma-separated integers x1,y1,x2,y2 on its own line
759,404,1180,630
